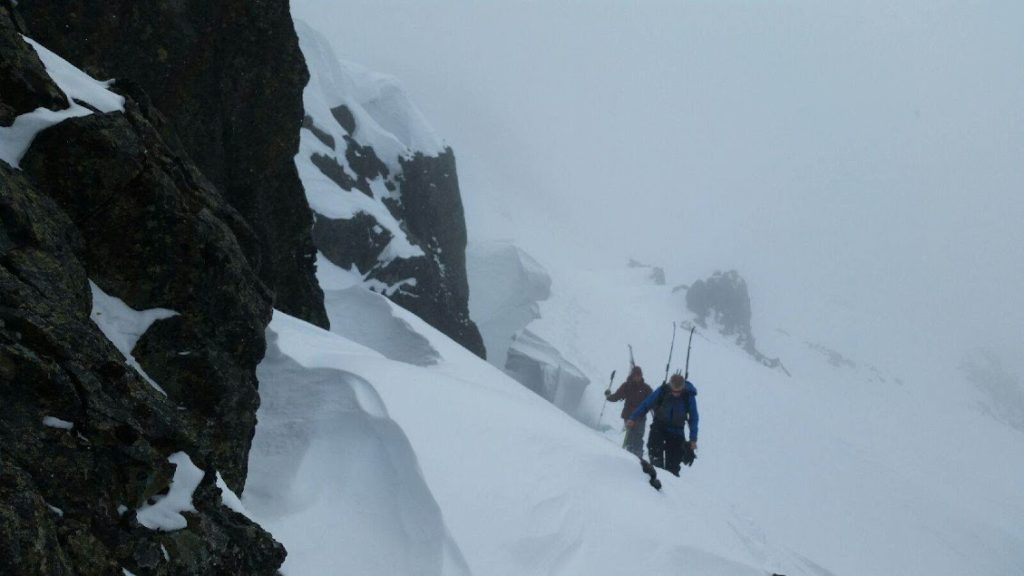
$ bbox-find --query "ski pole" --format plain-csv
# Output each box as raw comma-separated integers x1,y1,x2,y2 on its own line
628,345,635,370
597,370,615,428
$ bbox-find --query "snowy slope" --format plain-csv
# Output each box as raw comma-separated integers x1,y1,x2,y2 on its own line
245,301,827,576
244,253,1024,576
530,261,1024,576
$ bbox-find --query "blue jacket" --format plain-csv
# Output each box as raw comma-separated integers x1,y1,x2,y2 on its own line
629,381,699,440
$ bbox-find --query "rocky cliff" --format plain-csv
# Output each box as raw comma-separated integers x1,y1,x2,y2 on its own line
2,7,284,574
17,0,328,329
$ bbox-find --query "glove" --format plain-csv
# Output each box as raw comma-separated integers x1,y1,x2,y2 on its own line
681,441,697,466
604,389,611,398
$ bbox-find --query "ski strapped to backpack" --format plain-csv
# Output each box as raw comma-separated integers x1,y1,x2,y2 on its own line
683,325,695,381
662,322,677,384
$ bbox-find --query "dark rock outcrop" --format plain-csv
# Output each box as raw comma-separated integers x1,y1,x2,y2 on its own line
1,8,286,569
1,160,284,575
20,99,271,493
309,146,486,357
296,22,486,357
330,104,357,135
383,150,485,357
314,212,392,274
685,270,786,373
0,7,67,126
17,0,328,328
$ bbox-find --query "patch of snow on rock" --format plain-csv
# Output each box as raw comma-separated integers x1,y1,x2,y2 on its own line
41,416,74,430
0,36,124,167
136,452,204,532
89,281,178,395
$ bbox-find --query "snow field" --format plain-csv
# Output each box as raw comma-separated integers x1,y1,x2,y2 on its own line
530,260,1024,576
245,287,827,575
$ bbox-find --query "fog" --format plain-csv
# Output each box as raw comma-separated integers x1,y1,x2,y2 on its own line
294,1,1023,378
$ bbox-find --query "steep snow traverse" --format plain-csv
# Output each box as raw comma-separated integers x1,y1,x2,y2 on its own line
245,255,1024,576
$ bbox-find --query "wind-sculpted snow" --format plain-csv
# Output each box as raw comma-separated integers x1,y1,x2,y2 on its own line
322,284,441,366
467,242,591,415
468,241,552,368
505,329,590,414
246,314,470,576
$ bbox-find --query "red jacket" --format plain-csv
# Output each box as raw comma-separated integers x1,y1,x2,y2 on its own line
607,379,654,421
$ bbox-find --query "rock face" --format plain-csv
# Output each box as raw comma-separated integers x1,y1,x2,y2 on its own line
1,159,284,574
17,0,328,328
381,150,483,355
20,102,271,493
295,22,486,358
0,7,66,126
1,12,284,574
685,270,786,372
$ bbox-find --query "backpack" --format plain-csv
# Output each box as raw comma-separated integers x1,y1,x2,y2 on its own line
653,383,690,428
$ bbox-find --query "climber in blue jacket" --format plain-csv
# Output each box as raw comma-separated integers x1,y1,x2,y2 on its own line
626,373,699,475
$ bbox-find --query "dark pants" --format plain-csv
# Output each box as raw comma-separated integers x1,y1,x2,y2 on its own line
647,423,688,475
622,420,645,458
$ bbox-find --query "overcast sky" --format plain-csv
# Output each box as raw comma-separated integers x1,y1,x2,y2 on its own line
294,0,1023,375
